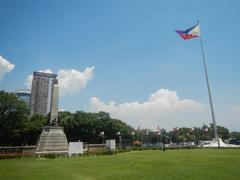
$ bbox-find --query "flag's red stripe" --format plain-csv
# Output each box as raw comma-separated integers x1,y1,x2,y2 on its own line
180,34,198,40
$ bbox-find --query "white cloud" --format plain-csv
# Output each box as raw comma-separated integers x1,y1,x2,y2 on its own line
25,75,32,89
231,105,240,119
25,67,94,96
58,67,94,96
228,106,240,131
216,106,240,131
88,89,208,130
0,56,15,80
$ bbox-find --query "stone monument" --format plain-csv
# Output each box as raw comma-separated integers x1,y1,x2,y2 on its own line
36,79,68,155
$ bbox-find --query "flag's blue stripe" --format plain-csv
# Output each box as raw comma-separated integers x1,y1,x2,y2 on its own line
177,22,199,34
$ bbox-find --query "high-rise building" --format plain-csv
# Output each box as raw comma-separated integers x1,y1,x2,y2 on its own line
15,89,31,107
30,71,57,115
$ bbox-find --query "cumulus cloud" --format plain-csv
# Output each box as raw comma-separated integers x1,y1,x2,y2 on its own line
58,67,95,96
228,106,240,131
215,106,240,131
0,56,15,80
25,67,94,96
88,89,208,130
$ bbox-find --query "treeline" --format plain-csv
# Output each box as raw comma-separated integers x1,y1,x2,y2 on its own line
59,111,133,143
0,91,133,146
0,91,47,146
1,91,240,146
126,124,234,145
165,124,230,143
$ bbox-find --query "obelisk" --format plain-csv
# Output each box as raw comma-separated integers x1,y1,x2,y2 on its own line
36,79,68,155
50,79,59,126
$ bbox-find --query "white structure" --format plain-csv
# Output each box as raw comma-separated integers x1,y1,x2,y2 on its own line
68,142,84,157
15,89,31,107
203,138,240,148
106,139,116,151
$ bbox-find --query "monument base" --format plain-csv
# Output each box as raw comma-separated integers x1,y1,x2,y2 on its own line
203,138,240,148
36,126,68,154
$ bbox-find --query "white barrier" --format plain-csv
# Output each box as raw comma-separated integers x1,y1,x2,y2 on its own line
68,142,83,157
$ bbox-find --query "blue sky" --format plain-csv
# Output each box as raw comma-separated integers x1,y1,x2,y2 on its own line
0,0,240,130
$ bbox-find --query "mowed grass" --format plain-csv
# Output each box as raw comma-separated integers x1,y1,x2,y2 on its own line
0,149,240,180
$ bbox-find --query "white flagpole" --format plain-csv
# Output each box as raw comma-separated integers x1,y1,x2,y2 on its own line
199,35,218,138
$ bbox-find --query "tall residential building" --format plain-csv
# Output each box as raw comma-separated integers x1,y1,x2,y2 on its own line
30,71,57,115
15,89,31,107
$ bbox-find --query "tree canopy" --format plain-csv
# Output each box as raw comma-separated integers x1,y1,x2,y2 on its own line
0,91,30,145
59,111,134,143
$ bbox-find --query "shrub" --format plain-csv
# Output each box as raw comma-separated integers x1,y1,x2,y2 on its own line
0,154,33,159
0,154,22,159
39,154,60,159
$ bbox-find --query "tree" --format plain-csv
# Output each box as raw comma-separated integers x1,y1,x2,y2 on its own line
59,111,133,143
23,114,48,145
216,125,229,140
0,91,30,145
230,132,240,139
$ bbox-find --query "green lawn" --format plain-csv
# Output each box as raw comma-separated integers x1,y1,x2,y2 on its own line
0,149,240,180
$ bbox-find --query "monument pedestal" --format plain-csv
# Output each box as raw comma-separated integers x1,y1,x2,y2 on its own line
203,138,240,148
36,126,68,155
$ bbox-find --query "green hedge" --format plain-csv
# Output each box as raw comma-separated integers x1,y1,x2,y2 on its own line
0,154,33,159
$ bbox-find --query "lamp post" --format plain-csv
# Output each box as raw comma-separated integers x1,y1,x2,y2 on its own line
100,131,105,144
116,132,122,149
146,130,149,146
173,127,179,145
119,135,122,149
161,128,166,151
131,131,135,147
158,132,160,148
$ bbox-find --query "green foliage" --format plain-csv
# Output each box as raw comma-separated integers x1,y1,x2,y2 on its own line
0,154,22,159
0,154,33,159
40,153,59,159
59,111,134,143
0,91,47,146
23,114,48,145
0,91,30,145
230,131,240,139
169,124,230,144
216,124,230,140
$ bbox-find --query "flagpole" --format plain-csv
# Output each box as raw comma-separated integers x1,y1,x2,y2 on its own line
199,35,218,138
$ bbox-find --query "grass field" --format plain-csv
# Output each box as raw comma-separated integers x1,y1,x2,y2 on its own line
0,149,240,180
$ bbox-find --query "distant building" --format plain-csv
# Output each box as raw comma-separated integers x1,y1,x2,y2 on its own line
30,71,57,116
15,89,31,107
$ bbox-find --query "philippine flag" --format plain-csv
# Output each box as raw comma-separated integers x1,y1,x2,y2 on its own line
176,22,200,40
